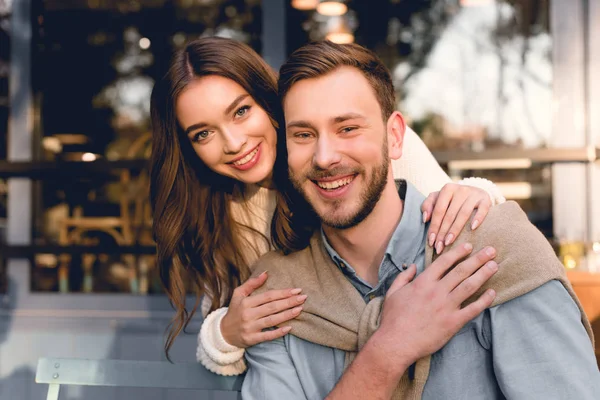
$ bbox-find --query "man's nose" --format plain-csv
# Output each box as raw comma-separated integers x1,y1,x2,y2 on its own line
222,127,248,155
313,135,342,170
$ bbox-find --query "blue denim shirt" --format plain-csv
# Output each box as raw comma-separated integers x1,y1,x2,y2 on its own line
242,182,600,400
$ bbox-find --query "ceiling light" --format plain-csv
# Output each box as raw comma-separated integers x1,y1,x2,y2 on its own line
291,0,318,10
317,0,347,16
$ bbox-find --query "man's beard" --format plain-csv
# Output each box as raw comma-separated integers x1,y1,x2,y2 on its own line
289,142,389,230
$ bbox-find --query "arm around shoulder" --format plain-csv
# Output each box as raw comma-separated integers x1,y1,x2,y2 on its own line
196,306,247,376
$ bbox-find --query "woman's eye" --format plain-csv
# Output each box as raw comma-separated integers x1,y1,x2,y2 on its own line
192,130,211,143
235,105,251,118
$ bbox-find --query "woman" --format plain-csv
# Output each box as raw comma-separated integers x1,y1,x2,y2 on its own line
149,37,504,375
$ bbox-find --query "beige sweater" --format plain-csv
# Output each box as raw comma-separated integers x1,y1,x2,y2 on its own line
249,201,594,399
196,127,504,375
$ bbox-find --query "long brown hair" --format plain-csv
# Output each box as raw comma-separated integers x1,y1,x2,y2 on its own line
149,37,280,359
272,40,397,252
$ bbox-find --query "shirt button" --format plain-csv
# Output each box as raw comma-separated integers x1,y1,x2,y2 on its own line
369,294,376,300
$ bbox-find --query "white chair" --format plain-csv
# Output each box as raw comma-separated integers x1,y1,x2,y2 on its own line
35,357,242,400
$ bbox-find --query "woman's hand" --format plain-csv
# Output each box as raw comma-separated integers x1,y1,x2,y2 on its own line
220,271,307,348
422,183,492,254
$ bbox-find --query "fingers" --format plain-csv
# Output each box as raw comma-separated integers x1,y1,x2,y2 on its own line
426,187,453,249
470,200,491,231
253,294,308,319
386,264,417,298
442,246,496,292
245,325,293,346
244,287,303,308
254,305,304,331
457,289,496,323
426,242,474,280
421,192,439,223
438,197,480,249
433,196,466,254
234,271,268,298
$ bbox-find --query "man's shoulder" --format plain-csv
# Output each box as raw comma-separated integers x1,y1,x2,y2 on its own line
468,200,546,248
249,245,316,293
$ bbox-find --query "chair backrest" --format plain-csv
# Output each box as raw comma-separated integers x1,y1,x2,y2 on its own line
36,357,242,398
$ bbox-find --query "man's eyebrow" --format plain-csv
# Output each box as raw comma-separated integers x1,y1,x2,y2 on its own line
224,94,250,116
286,120,316,130
332,112,366,124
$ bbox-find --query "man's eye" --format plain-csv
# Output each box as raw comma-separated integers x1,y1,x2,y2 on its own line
340,126,357,133
192,130,211,142
294,132,313,139
235,105,251,118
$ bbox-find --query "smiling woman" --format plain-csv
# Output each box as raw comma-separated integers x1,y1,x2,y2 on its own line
175,76,277,186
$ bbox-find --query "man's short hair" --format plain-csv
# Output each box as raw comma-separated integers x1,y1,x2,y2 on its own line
278,40,396,121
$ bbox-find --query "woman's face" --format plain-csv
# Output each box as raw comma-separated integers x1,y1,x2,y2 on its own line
176,76,277,186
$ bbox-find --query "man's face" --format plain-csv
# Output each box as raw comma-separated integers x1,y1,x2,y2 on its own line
283,67,393,229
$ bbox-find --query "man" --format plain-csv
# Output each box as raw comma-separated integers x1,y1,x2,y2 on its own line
241,41,599,399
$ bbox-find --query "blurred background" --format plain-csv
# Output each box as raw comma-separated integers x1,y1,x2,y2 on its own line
0,0,599,398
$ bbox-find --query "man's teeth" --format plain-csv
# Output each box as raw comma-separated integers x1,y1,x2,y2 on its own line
233,148,259,166
316,177,353,190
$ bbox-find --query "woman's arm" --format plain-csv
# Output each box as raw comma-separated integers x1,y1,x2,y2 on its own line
394,126,506,254
196,272,305,375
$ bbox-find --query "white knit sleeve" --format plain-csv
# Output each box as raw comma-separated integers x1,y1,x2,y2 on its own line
457,177,506,206
196,307,247,376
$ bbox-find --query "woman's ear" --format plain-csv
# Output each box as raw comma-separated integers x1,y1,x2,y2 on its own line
386,111,406,160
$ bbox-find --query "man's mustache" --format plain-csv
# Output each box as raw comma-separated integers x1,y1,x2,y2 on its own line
295,166,363,181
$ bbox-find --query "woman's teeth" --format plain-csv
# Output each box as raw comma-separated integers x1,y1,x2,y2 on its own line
233,147,259,166
316,176,353,190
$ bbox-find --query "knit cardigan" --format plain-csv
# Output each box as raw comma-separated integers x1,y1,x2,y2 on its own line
196,127,505,375
249,201,594,399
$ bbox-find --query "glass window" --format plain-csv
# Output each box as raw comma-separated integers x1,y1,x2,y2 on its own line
0,1,10,294
29,0,263,293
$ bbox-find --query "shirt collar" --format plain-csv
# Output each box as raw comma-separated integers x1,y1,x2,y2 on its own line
321,180,428,272
385,180,428,268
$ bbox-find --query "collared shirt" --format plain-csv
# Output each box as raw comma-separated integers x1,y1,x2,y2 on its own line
242,181,600,400
321,179,426,302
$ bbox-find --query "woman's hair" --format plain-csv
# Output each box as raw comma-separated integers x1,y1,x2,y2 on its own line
149,37,280,359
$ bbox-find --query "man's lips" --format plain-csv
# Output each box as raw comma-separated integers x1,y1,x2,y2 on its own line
311,174,356,191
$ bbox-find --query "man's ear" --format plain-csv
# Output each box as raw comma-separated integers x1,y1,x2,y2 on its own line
386,111,406,160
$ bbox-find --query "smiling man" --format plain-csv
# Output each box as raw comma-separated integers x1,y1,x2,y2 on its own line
241,41,599,400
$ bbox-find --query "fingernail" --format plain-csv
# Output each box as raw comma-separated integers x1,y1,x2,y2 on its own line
429,233,436,247
293,306,303,314
422,211,428,223
471,219,479,230
486,247,496,257
435,241,444,254
486,261,498,271
282,326,292,333
259,271,267,277
444,234,454,246
296,294,308,302
463,243,473,251
290,288,302,295
487,289,496,297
